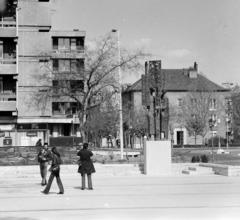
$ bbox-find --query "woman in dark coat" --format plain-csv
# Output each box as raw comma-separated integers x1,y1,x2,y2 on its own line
42,147,64,194
77,143,95,190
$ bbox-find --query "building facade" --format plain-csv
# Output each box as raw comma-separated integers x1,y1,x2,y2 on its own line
123,61,231,146
0,0,85,146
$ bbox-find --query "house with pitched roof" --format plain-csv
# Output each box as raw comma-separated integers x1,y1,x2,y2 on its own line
123,61,230,147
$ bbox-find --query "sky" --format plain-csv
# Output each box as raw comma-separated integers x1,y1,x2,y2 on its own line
52,0,240,85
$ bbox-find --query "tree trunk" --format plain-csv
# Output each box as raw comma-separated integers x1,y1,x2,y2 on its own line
79,111,87,143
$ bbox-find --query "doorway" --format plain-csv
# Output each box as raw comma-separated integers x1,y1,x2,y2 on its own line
177,131,184,146
63,124,71,136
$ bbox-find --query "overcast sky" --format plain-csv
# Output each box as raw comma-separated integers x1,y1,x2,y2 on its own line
52,0,240,85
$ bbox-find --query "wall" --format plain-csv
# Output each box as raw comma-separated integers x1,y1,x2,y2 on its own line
17,0,52,118
0,146,79,166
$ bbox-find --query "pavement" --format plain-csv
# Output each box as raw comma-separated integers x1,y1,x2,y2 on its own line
0,165,240,220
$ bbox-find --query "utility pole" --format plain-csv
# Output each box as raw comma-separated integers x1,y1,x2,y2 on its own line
112,29,124,159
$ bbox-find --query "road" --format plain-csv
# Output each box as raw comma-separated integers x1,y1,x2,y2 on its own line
0,167,240,220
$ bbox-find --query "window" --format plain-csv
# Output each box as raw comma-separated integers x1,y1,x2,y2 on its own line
71,59,84,73
59,60,71,72
52,102,65,114
52,37,84,51
0,41,3,59
0,78,3,93
210,98,217,110
58,38,70,50
76,37,84,50
52,102,80,115
70,80,84,92
178,98,183,107
191,98,197,105
211,114,217,122
53,59,84,73
70,38,77,51
53,59,58,72
52,38,58,50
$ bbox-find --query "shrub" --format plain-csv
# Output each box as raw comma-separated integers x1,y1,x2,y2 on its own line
195,155,200,162
191,156,197,163
191,155,201,163
201,154,209,163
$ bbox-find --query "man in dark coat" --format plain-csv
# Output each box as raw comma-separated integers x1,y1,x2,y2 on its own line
37,143,51,186
42,147,64,195
77,142,95,190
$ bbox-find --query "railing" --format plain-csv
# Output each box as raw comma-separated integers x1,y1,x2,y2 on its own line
52,110,74,116
0,17,16,28
52,48,85,54
0,93,16,101
0,58,16,64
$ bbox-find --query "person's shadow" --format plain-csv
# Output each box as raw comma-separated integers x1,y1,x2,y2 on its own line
73,187,82,190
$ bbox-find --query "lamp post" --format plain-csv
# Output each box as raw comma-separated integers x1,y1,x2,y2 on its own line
226,117,230,149
208,118,215,162
112,29,124,159
217,118,221,149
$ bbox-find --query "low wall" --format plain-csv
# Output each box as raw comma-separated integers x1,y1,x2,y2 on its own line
0,146,80,166
0,146,143,166
200,163,240,176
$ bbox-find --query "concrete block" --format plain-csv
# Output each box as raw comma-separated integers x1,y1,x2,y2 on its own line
144,140,171,176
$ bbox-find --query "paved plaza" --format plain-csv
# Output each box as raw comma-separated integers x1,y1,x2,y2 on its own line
0,165,240,220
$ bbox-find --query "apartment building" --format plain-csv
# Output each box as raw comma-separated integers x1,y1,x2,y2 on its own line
0,0,85,146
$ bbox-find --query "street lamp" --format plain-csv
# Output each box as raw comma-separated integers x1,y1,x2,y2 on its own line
112,29,124,159
208,118,215,162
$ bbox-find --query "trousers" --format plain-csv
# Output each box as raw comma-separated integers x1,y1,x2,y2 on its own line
43,168,64,193
39,162,48,185
81,173,93,189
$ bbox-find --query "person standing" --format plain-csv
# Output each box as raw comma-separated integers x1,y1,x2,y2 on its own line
42,147,64,194
37,142,51,186
77,143,95,190
36,139,42,147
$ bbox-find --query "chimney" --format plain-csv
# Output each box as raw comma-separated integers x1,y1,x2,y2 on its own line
194,62,198,71
145,61,149,75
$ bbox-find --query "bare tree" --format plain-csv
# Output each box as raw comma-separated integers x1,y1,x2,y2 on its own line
179,90,213,145
35,33,145,141
85,91,119,147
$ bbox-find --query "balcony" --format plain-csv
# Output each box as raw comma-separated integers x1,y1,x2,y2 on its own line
0,101,16,112
0,92,16,101
52,48,85,59
0,58,16,75
0,17,16,38
0,17,16,28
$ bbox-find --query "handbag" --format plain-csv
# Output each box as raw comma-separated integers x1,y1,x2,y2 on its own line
77,160,82,173
49,164,60,172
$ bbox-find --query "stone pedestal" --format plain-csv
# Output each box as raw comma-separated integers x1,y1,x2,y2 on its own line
144,140,171,176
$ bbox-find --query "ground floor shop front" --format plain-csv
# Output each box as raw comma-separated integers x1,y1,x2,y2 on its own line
0,121,81,147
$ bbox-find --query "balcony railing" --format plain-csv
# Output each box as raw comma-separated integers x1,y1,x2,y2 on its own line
0,17,16,28
0,92,16,101
0,58,16,64
53,48,84,53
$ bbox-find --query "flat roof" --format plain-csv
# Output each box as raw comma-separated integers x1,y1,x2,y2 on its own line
51,30,86,37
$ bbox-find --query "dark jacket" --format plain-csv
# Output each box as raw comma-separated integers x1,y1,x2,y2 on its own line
77,149,95,175
49,152,62,173
37,148,51,163
51,153,62,166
